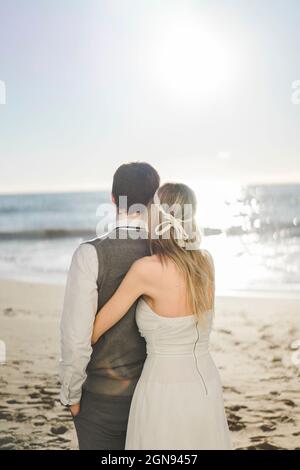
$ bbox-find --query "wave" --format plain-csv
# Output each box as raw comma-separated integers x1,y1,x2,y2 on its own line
1,223,300,241
224,223,300,238
0,229,96,241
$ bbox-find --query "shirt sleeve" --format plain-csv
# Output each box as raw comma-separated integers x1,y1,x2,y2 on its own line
59,243,98,405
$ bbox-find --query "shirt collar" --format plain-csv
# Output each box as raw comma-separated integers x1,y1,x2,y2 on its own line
114,215,147,231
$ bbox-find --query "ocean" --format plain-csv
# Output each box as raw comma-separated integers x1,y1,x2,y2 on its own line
0,183,299,296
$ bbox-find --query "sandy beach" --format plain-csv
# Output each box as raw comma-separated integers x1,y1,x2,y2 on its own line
0,279,299,450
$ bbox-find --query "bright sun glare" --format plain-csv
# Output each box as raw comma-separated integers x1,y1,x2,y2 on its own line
153,18,236,100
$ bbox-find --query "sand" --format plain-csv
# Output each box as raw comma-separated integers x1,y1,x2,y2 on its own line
0,279,299,450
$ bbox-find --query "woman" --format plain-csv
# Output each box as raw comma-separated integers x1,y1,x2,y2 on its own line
92,183,232,450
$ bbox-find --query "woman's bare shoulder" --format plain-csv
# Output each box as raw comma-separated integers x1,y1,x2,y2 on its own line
130,255,162,278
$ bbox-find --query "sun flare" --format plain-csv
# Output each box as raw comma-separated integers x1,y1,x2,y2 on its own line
152,18,236,100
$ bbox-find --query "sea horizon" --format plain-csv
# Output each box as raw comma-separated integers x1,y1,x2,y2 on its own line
1,178,300,197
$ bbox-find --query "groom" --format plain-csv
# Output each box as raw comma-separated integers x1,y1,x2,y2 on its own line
60,162,160,450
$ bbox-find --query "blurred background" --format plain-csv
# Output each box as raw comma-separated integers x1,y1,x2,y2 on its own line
0,0,300,450
0,0,300,295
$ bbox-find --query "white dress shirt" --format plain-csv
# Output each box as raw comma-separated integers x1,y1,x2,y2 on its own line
59,243,98,405
59,216,146,405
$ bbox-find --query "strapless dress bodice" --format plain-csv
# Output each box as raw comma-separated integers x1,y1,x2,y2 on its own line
136,298,213,357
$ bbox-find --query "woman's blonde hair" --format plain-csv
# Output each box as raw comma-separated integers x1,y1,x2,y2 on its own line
148,183,215,318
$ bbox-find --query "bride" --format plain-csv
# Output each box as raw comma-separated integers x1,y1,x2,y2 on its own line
92,182,232,450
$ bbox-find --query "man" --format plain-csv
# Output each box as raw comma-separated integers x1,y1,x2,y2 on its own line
60,162,160,450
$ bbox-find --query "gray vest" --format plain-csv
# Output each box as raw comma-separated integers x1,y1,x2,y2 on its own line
83,226,149,398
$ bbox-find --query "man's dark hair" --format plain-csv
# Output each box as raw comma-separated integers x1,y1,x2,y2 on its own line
112,162,160,211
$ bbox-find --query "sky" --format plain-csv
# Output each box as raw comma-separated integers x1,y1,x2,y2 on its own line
0,0,300,193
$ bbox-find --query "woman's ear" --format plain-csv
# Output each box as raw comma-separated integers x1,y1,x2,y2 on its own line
111,193,116,205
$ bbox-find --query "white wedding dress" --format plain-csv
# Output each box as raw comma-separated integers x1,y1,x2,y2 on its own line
125,298,232,450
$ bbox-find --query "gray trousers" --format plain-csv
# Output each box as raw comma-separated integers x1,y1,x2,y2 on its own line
73,390,132,450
